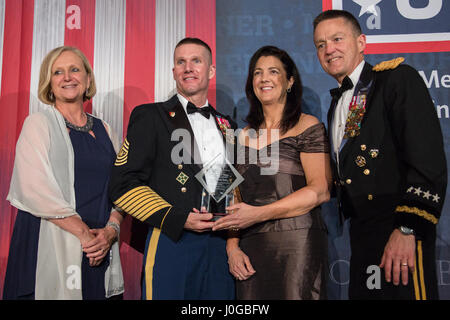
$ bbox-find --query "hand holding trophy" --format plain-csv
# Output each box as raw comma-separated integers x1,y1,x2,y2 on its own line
195,153,244,221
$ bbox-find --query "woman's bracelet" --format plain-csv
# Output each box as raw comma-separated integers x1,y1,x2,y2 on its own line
106,221,120,239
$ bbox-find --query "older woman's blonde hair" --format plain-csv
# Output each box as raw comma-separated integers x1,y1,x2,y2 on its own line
38,46,96,105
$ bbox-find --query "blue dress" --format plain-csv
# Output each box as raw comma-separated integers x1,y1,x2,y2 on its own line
3,117,116,300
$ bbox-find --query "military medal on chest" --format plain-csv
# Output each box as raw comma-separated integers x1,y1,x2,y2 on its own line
215,116,234,144
344,93,367,138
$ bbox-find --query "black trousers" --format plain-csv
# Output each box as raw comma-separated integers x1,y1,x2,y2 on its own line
348,222,438,300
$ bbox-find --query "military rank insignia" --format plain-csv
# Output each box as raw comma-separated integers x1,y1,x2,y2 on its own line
344,93,367,138
176,172,189,185
114,138,129,166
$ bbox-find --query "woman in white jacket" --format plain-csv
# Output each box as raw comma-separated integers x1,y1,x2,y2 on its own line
3,46,124,300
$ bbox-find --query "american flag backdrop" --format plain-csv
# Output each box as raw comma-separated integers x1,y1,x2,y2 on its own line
0,0,216,300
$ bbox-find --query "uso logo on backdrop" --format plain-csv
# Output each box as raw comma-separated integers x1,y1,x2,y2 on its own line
323,0,450,53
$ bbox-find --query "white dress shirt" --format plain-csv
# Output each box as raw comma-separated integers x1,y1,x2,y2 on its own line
177,94,225,192
332,60,365,166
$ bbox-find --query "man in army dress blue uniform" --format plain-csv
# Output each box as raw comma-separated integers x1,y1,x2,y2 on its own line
313,10,447,299
109,38,236,300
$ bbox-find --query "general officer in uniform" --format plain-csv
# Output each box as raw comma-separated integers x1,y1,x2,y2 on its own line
313,10,447,299
109,38,236,299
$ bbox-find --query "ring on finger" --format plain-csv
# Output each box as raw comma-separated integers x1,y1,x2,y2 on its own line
401,262,408,267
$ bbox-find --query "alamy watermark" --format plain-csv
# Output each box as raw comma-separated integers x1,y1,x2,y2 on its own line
66,265,81,290
170,128,280,175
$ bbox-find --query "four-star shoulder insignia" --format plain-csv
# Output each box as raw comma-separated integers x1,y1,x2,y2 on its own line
372,57,405,72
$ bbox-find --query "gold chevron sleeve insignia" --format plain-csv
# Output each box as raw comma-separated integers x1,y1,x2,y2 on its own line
114,138,129,166
372,57,405,72
113,186,172,222
395,205,438,225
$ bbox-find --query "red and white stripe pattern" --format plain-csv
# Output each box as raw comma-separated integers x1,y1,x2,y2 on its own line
0,0,216,299
0,0,5,92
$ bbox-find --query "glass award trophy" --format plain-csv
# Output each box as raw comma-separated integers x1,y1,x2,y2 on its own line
195,153,244,221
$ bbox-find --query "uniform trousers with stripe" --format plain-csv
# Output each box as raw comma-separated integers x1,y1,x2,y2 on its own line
348,220,438,300
142,227,235,300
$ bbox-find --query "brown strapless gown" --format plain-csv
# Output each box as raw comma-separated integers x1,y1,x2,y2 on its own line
236,123,330,300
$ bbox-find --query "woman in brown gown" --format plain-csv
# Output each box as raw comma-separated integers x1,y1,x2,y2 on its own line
212,46,332,299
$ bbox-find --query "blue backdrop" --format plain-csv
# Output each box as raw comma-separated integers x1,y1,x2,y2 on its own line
214,0,450,299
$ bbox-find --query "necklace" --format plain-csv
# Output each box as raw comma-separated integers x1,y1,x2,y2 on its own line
64,113,93,132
